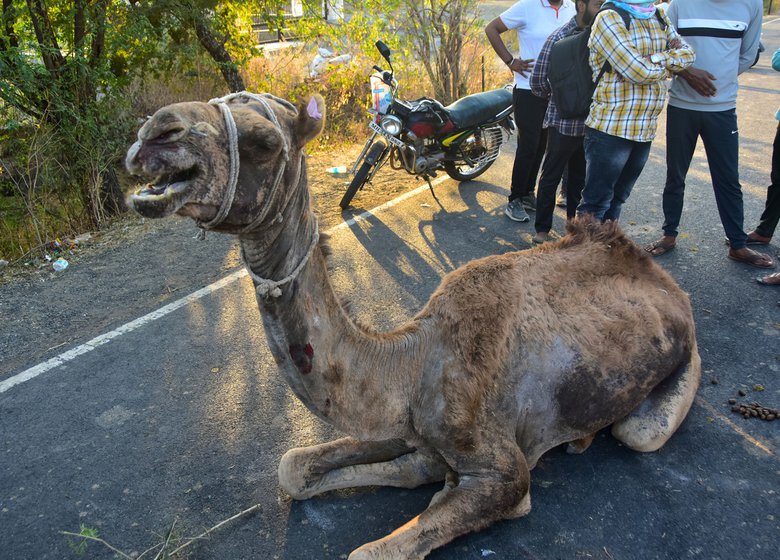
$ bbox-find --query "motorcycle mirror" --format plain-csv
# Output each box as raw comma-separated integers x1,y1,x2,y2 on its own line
375,40,392,62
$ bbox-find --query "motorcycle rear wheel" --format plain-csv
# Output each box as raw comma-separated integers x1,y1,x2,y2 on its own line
443,126,503,182
340,141,387,209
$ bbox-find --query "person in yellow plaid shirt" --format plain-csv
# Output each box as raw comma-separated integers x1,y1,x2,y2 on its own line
576,0,694,221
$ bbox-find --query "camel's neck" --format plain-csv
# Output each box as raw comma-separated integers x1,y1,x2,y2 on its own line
238,215,423,440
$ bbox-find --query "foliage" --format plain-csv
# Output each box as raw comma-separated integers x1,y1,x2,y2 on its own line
0,0,257,260
0,0,504,260
398,0,483,104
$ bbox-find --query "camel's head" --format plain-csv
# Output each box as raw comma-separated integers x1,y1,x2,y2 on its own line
125,94,325,230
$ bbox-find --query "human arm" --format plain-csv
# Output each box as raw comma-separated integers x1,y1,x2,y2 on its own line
650,9,695,74
485,18,516,68
663,2,714,97
530,31,557,98
589,10,689,84
485,17,535,77
737,1,763,74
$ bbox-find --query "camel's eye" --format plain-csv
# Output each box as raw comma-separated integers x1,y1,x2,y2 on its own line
154,127,185,143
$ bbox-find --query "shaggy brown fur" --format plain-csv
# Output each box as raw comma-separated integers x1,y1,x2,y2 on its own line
126,93,701,560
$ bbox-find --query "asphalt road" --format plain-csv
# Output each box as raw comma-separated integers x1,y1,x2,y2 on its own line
2,21,779,560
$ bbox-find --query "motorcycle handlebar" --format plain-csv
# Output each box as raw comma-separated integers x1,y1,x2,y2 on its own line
372,65,394,86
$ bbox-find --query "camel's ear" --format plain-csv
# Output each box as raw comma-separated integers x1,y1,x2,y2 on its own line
296,94,326,147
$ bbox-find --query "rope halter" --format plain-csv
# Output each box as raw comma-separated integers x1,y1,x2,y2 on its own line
200,91,317,299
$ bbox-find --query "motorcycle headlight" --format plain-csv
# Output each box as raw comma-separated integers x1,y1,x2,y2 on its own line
380,115,402,136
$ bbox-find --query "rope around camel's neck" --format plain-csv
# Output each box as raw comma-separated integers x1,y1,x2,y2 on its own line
200,91,319,300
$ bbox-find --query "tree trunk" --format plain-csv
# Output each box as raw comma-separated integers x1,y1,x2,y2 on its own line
194,16,245,92
25,0,65,73
1,0,19,50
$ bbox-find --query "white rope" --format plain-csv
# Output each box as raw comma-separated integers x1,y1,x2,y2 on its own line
201,91,318,299
196,92,296,237
195,102,240,238
242,220,320,299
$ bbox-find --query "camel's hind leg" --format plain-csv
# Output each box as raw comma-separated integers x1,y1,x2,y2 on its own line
278,437,449,499
612,343,701,452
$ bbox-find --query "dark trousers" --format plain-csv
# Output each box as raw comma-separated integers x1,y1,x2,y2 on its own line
577,127,651,221
755,121,780,239
535,128,586,233
662,106,748,249
510,88,548,202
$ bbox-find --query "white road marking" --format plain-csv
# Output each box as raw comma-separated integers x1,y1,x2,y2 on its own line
0,174,451,394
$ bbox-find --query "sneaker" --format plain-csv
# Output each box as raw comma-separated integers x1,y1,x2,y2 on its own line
505,199,530,222
556,193,567,208
521,194,537,211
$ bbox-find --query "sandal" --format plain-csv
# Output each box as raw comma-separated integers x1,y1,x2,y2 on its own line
747,231,772,245
756,272,780,285
724,232,772,246
644,238,676,257
532,232,548,245
727,248,775,269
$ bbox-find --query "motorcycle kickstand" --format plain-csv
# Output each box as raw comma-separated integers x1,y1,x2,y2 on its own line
423,175,441,205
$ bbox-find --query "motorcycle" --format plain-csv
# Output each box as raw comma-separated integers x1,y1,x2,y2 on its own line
339,40,515,209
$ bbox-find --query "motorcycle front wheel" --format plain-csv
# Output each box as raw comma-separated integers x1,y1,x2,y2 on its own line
340,140,387,209
443,125,503,182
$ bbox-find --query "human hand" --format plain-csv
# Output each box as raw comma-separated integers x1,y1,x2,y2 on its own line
509,58,535,77
679,67,717,97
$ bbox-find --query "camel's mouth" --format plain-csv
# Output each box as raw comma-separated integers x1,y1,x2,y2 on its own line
128,166,199,218
132,167,198,200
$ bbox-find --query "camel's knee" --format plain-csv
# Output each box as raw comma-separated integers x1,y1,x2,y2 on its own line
612,347,701,452
507,488,532,518
278,447,318,499
459,470,530,521
566,433,596,455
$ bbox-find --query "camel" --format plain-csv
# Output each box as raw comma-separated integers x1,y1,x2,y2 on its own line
125,92,701,559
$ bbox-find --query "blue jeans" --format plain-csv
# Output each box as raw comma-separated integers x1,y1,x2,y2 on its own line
662,106,747,248
577,127,652,221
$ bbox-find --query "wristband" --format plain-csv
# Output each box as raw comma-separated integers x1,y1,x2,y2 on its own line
505,57,515,67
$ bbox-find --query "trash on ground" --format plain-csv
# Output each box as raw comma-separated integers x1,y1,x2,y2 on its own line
52,258,69,272
326,166,348,174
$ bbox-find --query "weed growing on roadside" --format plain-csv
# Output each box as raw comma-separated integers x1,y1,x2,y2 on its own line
61,503,261,559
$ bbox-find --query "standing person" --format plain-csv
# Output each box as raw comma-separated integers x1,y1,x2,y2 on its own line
486,0,576,223
530,0,604,244
644,0,772,269
753,47,780,286
575,0,694,222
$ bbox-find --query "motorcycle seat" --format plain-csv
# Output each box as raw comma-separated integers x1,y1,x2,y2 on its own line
444,88,513,130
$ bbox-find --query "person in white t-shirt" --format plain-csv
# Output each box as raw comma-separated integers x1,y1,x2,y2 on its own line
486,0,576,223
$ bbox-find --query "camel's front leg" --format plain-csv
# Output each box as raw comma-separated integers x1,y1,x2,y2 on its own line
349,443,531,560
278,437,449,499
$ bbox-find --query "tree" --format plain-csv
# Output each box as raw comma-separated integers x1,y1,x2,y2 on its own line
399,0,481,104
0,0,256,239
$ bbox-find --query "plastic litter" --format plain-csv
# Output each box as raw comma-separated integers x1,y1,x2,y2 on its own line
310,47,353,77
326,166,348,174
52,258,69,272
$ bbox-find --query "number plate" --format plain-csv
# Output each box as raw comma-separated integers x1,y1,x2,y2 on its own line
369,121,405,148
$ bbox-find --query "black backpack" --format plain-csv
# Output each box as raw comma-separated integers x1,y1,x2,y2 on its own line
548,6,665,119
